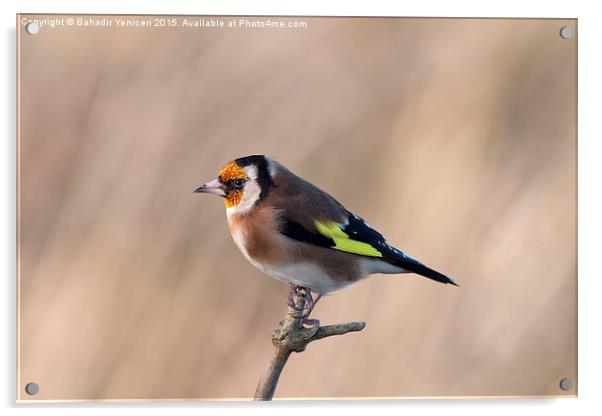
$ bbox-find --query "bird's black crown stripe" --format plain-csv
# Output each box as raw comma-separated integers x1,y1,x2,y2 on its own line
235,155,265,167
235,155,274,201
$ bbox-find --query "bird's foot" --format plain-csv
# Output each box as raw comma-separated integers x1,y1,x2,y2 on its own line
287,284,306,311
286,284,324,329
302,289,316,311
286,284,310,309
287,285,322,314
281,285,323,332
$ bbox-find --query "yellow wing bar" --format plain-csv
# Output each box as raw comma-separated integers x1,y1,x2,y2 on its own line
314,220,383,257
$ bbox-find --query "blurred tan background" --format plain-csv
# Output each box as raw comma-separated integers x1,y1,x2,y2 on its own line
17,16,576,400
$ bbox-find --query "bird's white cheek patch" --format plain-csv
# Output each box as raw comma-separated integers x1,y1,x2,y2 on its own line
226,180,261,215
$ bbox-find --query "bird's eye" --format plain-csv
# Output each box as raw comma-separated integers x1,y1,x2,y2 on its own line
232,179,245,189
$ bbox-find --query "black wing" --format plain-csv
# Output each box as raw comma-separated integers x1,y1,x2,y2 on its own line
281,211,458,286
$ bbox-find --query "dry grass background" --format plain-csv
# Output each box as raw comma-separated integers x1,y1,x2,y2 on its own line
17,16,576,400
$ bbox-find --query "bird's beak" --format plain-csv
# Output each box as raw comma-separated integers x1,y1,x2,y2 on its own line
194,178,227,197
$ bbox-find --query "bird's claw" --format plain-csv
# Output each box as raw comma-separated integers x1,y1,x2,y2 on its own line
287,285,321,310
285,284,323,326
287,284,310,311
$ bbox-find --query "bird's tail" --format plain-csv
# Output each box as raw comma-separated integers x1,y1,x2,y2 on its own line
386,257,458,286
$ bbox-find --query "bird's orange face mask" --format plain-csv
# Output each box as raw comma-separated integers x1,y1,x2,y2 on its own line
194,161,248,208
218,161,249,207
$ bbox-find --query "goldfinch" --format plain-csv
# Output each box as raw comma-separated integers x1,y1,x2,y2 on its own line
195,155,457,321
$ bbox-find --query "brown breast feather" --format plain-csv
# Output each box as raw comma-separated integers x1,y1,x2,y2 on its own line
227,162,366,285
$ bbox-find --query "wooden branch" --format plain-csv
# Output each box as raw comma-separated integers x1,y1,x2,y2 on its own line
254,290,366,401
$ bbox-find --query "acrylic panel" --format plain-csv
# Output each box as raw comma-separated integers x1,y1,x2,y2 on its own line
17,15,577,401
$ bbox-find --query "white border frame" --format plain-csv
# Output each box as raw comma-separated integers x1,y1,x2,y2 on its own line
3,1,600,415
